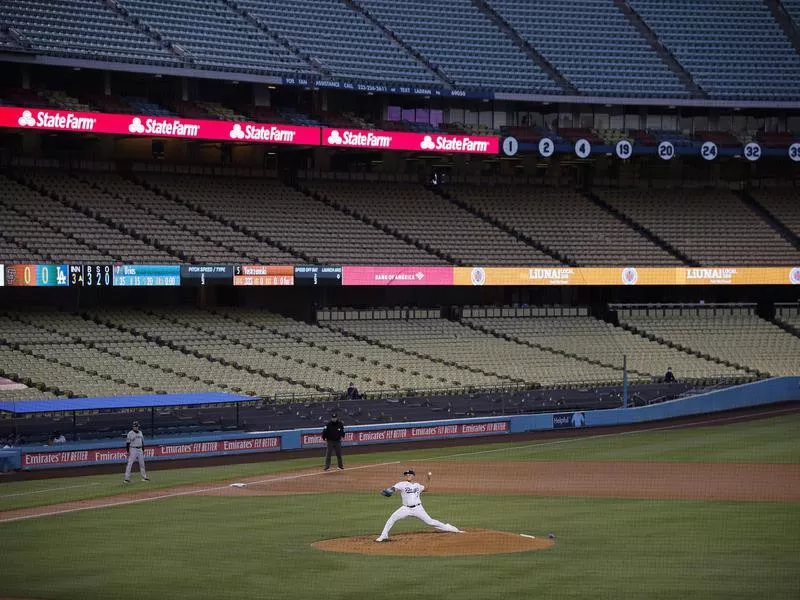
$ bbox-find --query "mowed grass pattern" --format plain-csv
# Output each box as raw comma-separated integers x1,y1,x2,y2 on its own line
0,410,798,599
0,495,797,600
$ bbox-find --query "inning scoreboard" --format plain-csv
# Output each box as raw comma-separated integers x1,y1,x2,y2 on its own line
0,264,344,288
3,264,69,287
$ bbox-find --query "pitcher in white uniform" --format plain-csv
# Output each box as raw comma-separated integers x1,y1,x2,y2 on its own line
376,469,461,542
123,421,149,483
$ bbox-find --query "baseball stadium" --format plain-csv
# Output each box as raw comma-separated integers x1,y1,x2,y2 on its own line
0,0,799,598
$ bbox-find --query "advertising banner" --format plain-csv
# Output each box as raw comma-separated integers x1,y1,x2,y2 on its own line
322,127,499,154
454,267,800,286
553,412,586,429
677,267,800,286
342,266,454,286
21,436,281,468
300,420,509,447
0,106,319,145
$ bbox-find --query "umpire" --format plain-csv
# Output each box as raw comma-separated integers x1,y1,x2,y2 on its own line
322,412,345,471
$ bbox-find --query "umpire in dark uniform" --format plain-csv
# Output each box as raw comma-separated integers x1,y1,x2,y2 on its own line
322,412,345,471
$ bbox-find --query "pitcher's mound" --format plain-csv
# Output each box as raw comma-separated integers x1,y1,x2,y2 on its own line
312,529,555,556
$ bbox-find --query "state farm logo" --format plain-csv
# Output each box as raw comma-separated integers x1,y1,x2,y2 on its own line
328,129,393,148
470,267,486,286
230,124,245,140
790,267,800,285
231,123,297,142
17,110,96,131
427,135,490,153
18,110,35,127
327,130,343,145
127,117,199,137
128,117,145,134
621,267,639,285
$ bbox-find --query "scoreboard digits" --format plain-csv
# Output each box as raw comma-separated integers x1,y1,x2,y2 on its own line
70,265,113,287
293,265,343,286
4,264,69,287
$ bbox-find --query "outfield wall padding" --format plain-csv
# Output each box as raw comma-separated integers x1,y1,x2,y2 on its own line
3,377,797,471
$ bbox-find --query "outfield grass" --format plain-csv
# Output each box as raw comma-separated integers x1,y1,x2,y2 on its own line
1,413,798,512
0,494,797,600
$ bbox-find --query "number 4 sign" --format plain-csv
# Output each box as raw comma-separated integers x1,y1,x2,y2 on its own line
574,139,591,159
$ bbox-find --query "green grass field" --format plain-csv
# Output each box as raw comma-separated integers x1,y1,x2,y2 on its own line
1,413,799,600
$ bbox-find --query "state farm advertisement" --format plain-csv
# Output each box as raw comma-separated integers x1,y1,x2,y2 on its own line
322,127,499,154
342,266,454,286
301,421,509,447
0,106,318,145
22,436,281,468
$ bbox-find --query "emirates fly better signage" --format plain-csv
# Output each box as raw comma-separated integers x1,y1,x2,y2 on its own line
322,127,499,154
0,106,319,145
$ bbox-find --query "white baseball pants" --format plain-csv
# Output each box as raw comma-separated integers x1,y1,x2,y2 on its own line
124,448,147,480
379,505,460,539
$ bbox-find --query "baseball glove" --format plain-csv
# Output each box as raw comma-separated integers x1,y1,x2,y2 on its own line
380,488,394,497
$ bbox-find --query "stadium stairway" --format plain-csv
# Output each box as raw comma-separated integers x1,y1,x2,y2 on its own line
207,307,512,392
430,184,574,266
346,0,454,86
77,172,271,264
317,321,526,387
86,308,330,396
293,182,452,264
581,189,697,266
470,0,577,95
614,0,707,98
458,318,639,380
0,172,132,263
765,0,800,55
132,174,310,263
614,318,765,379
221,0,330,77
736,190,800,251
102,0,194,66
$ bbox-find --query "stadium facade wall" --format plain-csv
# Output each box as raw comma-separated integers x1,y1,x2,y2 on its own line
2,377,797,471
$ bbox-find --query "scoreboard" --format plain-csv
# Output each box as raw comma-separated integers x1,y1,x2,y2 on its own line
70,265,113,287
112,265,181,287
233,265,294,286
293,265,343,286
3,264,69,287
180,265,234,286
3,263,798,288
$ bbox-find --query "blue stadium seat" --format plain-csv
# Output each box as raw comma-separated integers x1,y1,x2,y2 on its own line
357,0,560,93
628,0,800,100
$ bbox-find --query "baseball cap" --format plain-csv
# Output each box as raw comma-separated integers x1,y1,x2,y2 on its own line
403,469,415,476
132,421,140,427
